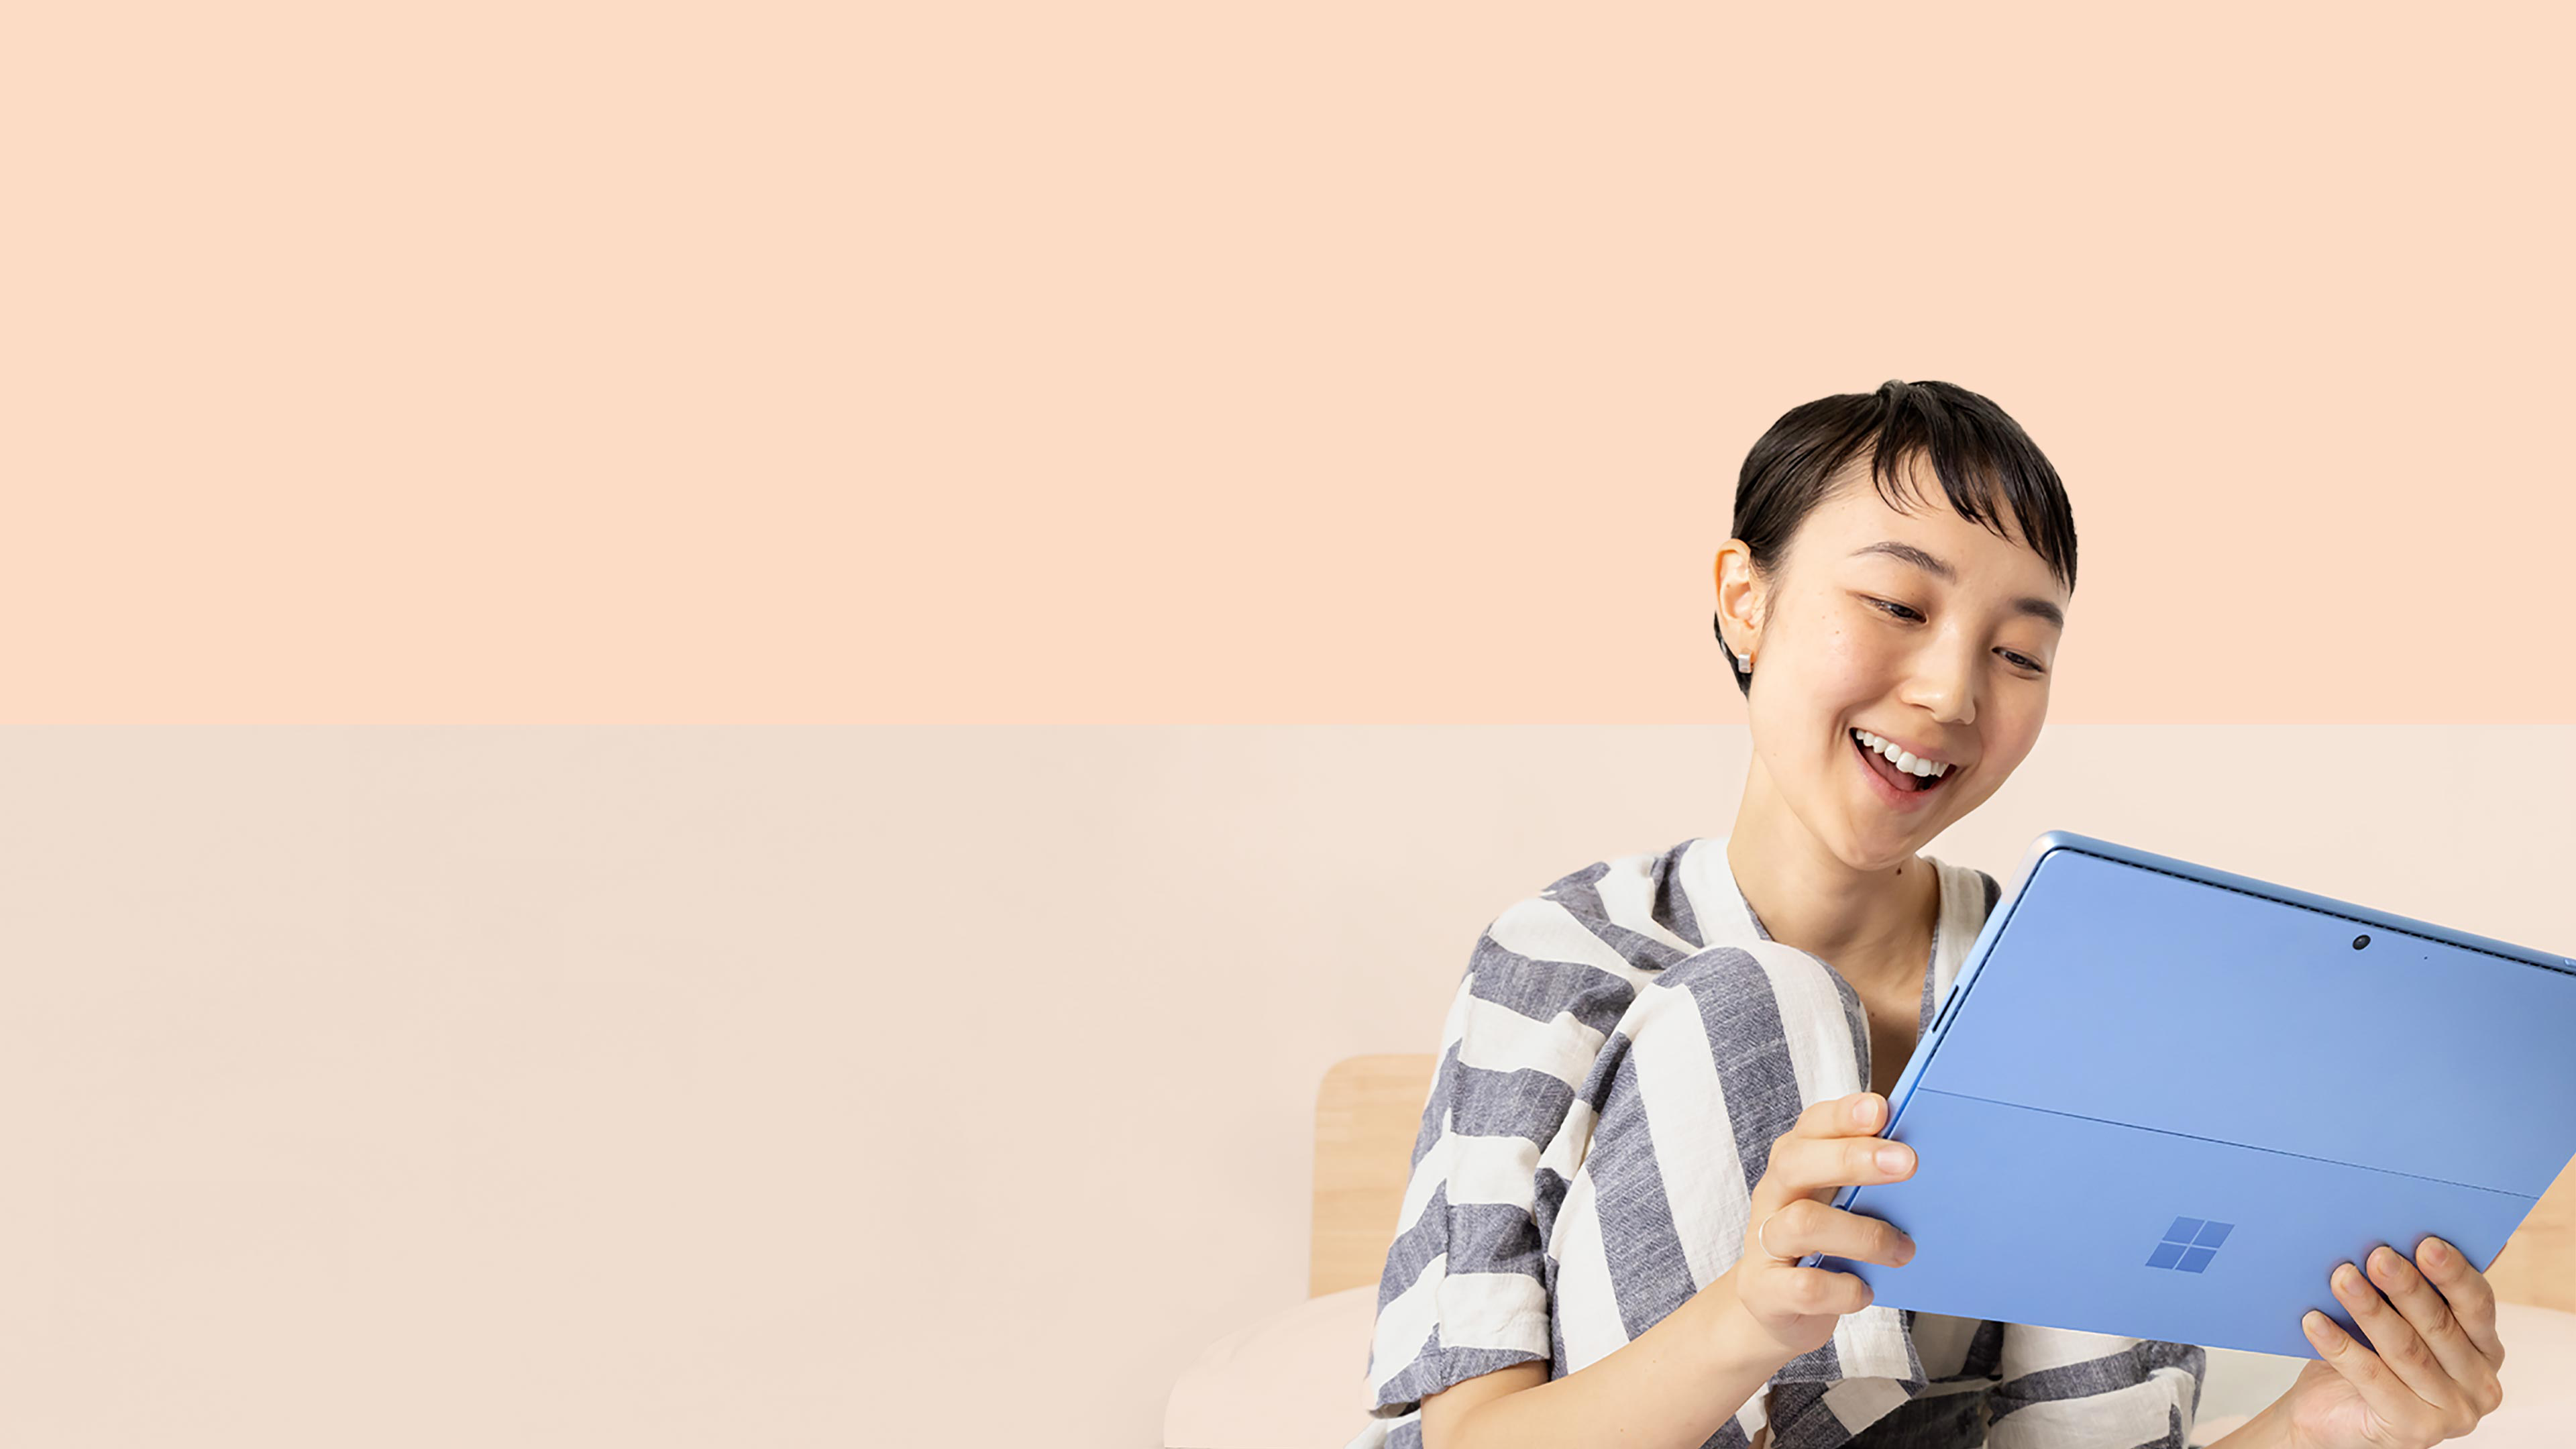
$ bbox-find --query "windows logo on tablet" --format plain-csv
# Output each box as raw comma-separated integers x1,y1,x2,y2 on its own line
2148,1216,2235,1272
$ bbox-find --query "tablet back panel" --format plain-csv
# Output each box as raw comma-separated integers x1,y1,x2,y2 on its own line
1808,830,2576,1360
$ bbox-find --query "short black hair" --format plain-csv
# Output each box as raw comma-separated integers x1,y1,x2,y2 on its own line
1715,379,2077,698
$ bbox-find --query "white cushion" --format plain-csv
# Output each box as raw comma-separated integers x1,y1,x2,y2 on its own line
1164,1286,1377,1449
1163,1289,2576,1449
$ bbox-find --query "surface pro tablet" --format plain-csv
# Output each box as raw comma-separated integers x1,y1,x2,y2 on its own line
1805,829,2576,1359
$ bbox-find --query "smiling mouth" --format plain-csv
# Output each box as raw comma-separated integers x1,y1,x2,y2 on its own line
1849,728,1959,796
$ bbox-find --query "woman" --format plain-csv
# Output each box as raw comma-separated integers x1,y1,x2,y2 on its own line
1353,381,2509,1449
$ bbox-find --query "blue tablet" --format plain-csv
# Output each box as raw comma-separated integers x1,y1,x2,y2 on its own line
1805,829,2576,1359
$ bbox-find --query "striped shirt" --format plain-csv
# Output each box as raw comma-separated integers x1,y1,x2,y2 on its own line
1352,835,2205,1449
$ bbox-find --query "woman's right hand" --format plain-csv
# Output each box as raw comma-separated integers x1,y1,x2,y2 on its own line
1716,1090,1921,1367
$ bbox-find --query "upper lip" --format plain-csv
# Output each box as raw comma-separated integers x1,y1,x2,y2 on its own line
1852,725,1967,770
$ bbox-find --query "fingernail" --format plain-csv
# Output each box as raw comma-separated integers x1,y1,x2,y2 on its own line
1854,1097,1876,1126
1878,1144,1913,1173
2425,1240,2448,1265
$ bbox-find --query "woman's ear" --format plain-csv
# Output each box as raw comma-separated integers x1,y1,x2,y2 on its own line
1713,542,1764,661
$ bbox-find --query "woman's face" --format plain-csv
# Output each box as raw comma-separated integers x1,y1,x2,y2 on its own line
1715,458,2070,869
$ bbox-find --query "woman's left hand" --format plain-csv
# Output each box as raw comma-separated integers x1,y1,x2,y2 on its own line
2269,1234,2508,1449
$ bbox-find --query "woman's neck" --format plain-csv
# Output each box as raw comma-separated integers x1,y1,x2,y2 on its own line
1724,819,1940,1000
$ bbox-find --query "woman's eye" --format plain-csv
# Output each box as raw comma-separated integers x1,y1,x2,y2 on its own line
1868,598,2047,676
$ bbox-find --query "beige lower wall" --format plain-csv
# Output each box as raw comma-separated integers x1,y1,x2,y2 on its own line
1,726,2567,1446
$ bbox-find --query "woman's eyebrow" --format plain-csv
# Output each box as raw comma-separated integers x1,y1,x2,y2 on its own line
1847,540,2065,630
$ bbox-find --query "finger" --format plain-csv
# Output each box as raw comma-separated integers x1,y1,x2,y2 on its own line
2327,1258,2462,1426
1776,1126,1917,1203
2304,1303,2448,1444
2369,1240,2505,1411
1798,1091,1888,1139
1766,1261,1874,1316
1760,1195,1917,1270
2413,1235,2508,1368
1760,1106,1915,1214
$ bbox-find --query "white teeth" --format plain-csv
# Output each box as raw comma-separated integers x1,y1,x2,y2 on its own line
1851,728,1951,778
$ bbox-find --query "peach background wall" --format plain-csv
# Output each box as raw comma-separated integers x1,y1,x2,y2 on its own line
5,3,2569,722
5,2,2572,1448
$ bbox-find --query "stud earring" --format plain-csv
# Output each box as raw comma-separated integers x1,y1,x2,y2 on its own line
1715,613,1755,675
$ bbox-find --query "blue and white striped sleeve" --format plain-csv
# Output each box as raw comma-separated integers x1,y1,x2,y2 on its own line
1358,919,1604,1430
